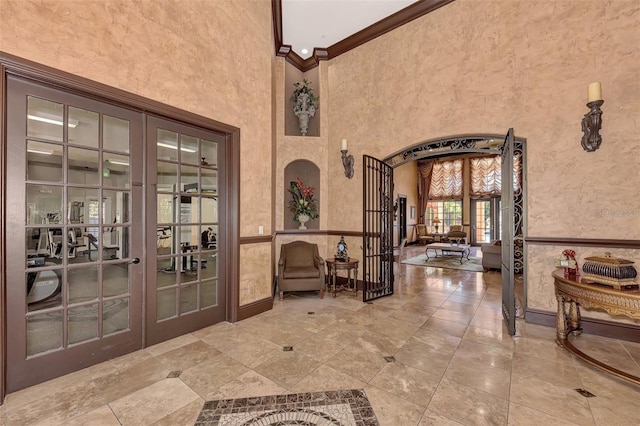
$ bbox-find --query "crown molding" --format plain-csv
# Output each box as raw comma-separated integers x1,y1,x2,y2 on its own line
272,0,454,72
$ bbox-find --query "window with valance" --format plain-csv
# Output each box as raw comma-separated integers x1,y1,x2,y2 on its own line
470,155,522,198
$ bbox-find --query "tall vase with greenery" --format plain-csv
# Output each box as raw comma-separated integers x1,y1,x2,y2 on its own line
290,79,319,136
288,177,318,229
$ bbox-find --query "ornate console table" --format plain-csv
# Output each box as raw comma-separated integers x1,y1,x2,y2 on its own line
553,269,640,385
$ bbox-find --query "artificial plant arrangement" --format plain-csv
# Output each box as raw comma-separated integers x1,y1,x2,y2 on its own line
290,79,319,136
288,177,319,222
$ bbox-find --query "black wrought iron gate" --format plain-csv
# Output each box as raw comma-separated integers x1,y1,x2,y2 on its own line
363,155,394,302
501,128,516,335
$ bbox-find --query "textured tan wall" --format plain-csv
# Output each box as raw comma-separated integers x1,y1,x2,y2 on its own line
326,0,640,315
0,0,274,306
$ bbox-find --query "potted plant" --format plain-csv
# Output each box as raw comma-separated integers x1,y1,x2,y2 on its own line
290,79,319,136
288,177,318,229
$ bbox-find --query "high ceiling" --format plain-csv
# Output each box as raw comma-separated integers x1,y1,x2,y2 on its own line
281,0,417,60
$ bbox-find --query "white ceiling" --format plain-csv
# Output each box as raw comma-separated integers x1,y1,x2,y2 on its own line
282,0,417,59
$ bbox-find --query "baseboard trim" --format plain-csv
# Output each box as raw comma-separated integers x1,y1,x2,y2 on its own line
238,297,273,321
526,308,640,343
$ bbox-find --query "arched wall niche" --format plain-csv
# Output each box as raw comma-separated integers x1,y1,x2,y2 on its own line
284,159,320,230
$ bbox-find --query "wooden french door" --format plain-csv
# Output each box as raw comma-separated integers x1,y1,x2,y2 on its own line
501,128,516,336
363,155,394,302
145,116,226,345
5,76,143,392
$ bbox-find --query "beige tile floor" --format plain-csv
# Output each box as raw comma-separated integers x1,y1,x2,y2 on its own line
2,245,639,425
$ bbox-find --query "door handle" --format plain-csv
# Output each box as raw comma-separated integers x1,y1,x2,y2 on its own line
128,257,140,264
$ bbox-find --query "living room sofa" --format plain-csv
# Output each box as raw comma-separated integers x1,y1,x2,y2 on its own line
481,240,501,272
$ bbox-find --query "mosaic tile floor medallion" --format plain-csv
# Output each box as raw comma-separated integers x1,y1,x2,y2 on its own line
194,389,380,425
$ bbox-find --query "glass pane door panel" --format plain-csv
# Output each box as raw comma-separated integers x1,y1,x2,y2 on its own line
156,226,175,255
27,185,63,225
26,268,62,311
201,280,217,308
200,140,217,167
201,198,218,223
200,256,217,281
68,107,99,148
27,312,63,356
157,194,174,223
103,298,129,335
201,169,217,195
474,200,492,244
157,289,177,320
201,225,217,250
180,165,198,189
103,154,130,188
157,259,177,287
157,161,177,190
68,304,98,345
27,97,64,141
181,284,198,314
181,135,199,164
68,147,99,185
103,264,129,297
103,190,130,224
103,116,130,153
27,141,63,182
157,129,179,161
68,266,98,304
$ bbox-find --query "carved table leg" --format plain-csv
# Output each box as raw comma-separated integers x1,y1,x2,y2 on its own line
569,301,582,336
555,292,568,346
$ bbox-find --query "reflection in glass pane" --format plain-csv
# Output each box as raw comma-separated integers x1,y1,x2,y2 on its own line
108,226,129,258
157,289,177,321
103,115,130,153
181,135,199,164
200,226,217,251
181,284,198,314
26,268,62,312
157,194,173,224
68,147,99,185
201,169,217,195
180,225,199,248
68,304,98,345
68,187,98,226
27,311,63,356
103,153,130,188
27,97,64,142
179,196,197,224
27,141,63,182
103,297,129,335
157,129,178,161
156,226,175,255
68,265,98,304
201,139,217,168
27,184,63,225
103,190,129,223
201,279,217,308
68,107,99,148
103,263,129,297
157,258,177,286
157,161,178,191
201,198,218,224
201,254,217,281
180,165,198,189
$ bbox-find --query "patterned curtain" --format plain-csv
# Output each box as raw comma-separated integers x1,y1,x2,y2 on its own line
470,156,501,198
417,160,434,223
429,159,463,200
470,155,523,198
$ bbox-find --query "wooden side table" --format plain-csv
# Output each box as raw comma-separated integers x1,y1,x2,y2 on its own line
326,258,359,298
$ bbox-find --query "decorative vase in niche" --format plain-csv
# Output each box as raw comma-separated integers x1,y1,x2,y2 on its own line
297,214,310,230
294,92,315,136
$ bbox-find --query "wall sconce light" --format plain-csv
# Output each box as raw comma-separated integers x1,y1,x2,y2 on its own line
581,82,604,152
341,139,354,179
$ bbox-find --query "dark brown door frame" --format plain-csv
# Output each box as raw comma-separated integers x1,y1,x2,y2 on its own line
0,52,241,403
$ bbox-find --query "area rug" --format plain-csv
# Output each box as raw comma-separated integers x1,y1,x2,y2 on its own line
195,389,379,425
402,254,484,272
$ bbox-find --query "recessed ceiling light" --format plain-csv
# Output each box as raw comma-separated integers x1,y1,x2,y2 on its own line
301,48,309,55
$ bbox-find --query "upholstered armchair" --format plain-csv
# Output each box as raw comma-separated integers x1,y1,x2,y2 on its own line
415,224,434,245
445,225,467,245
278,241,325,300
